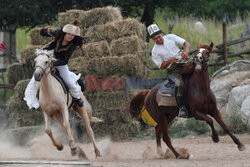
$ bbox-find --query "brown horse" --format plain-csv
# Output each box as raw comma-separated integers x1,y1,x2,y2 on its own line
129,43,246,159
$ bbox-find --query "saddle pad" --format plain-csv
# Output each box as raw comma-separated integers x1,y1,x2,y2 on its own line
156,92,177,106
141,106,157,127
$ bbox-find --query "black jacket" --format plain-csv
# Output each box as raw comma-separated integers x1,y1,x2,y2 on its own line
40,28,78,66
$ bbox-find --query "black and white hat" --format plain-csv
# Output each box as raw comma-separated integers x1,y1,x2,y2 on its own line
147,24,162,38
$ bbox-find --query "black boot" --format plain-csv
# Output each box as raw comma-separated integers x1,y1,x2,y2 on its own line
176,95,188,118
73,97,84,107
77,79,85,92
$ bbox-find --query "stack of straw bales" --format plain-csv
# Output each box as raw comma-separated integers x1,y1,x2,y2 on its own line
6,80,43,128
6,6,150,140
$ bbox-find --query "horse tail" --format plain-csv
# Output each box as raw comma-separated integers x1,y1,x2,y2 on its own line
129,90,150,118
90,116,103,122
82,94,103,123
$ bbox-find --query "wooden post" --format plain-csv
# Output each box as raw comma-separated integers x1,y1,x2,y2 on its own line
222,17,228,64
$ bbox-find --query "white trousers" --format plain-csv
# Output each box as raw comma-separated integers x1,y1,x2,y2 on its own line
24,65,81,109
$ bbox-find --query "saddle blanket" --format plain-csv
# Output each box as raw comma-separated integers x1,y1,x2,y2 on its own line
141,106,157,127
156,78,177,106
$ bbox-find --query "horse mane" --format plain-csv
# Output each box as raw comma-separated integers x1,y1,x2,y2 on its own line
35,48,54,57
129,90,150,118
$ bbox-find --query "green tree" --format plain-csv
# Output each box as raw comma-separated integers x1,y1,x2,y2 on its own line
0,0,249,32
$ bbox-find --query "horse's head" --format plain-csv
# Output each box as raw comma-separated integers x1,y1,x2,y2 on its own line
193,42,213,71
33,49,55,81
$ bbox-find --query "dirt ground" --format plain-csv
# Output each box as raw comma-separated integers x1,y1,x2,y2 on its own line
0,134,250,167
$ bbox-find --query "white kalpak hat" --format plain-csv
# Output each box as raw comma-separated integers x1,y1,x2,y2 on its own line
147,24,162,38
62,24,81,36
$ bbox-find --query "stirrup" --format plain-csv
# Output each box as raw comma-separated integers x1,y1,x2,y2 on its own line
73,98,84,107
178,107,188,118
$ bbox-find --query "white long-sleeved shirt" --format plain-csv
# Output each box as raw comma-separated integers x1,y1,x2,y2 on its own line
152,34,185,68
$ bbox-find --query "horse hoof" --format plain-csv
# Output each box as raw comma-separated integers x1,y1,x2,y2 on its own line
77,147,88,160
71,147,78,156
157,148,165,157
57,145,64,151
238,145,247,151
212,135,219,143
177,154,190,159
95,149,102,158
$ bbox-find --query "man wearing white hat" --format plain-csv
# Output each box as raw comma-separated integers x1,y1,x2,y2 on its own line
147,24,190,118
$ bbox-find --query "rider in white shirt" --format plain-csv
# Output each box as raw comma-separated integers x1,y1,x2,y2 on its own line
148,24,190,118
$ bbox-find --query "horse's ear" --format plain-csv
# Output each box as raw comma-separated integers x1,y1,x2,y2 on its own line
208,42,213,52
197,44,202,49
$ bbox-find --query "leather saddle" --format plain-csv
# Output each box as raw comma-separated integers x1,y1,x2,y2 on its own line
51,68,72,107
51,68,69,93
156,76,177,106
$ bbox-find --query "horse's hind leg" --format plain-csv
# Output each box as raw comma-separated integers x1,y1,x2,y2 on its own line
76,107,101,157
194,111,219,143
155,125,164,156
43,112,63,151
54,113,88,159
160,115,189,159
211,108,246,151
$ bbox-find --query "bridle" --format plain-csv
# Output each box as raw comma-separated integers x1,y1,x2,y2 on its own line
192,48,210,71
34,53,53,76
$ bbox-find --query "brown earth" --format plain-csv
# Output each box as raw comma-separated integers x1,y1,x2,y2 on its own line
0,134,250,167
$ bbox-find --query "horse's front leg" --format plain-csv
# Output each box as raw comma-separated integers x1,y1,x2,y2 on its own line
61,107,78,156
43,112,63,151
155,125,164,156
193,111,219,143
76,106,101,157
211,108,246,151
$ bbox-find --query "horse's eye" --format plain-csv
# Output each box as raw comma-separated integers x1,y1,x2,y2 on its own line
45,61,49,65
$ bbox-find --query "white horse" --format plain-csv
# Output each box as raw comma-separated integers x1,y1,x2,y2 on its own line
33,49,101,159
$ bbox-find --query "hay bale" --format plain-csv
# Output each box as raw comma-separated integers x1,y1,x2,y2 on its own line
20,45,41,64
111,36,143,56
86,18,146,43
68,57,89,77
88,55,149,78
30,28,54,45
83,41,110,58
6,79,43,128
58,6,123,30
80,40,111,58
6,63,34,85
89,108,140,140
84,75,127,94
85,89,136,111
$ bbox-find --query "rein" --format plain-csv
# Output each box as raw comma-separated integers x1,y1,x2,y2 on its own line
35,53,53,75
191,48,210,71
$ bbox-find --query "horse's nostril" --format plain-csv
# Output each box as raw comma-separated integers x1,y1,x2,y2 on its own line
34,72,42,81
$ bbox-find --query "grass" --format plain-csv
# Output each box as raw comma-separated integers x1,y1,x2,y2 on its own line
16,28,31,55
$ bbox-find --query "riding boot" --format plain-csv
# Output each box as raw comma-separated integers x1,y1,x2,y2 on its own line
73,97,84,107
77,79,85,92
175,86,188,118
176,96,188,118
